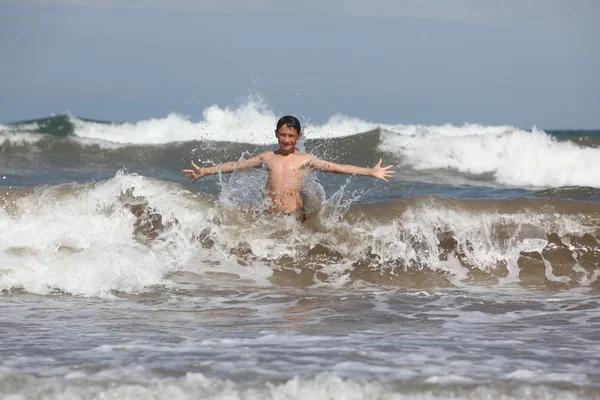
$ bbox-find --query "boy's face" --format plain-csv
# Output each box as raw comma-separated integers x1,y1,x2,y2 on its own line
275,125,301,154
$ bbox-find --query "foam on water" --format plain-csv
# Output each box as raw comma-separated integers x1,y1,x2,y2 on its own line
0,371,594,400
0,131,45,146
1,172,597,296
3,96,600,189
1,98,382,147
1,278,598,399
0,172,272,296
69,97,382,145
380,126,600,188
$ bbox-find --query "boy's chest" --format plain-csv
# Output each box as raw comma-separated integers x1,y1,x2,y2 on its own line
266,159,306,179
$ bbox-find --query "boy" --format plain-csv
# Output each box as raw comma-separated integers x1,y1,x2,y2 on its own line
183,115,395,220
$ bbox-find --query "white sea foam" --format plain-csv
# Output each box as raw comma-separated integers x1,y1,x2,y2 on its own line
0,131,45,146
66,99,600,188
5,96,599,189
361,204,593,286
380,125,600,188
0,171,595,296
68,98,381,145
0,371,591,400
66,108,518,148
0,121,43,144
0,171,283,296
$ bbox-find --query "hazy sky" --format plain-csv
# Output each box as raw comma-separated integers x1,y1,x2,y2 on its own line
1,0,599,128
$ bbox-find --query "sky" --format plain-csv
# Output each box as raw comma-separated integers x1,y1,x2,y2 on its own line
1,0,599,129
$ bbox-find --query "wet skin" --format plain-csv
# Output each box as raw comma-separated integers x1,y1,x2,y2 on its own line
183,125,395,215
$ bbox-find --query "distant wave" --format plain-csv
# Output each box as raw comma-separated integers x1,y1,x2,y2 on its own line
2,98,600,189
1,99,382,145
380,126,600,189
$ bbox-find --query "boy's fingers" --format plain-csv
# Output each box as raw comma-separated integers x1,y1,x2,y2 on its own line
191,160,200,169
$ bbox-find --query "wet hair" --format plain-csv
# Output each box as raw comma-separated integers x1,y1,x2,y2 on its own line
276,115,301,134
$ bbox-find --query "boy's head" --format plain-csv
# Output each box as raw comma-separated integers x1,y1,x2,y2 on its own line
275,116,302,154
276,116,301,135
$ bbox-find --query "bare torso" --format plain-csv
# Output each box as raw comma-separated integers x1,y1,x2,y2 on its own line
183,123,394,219
261,151,312,214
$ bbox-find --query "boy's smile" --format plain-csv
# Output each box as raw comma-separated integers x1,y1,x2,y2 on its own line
275,125,301,155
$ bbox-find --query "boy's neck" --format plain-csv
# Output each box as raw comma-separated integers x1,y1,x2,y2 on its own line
277,148,298,156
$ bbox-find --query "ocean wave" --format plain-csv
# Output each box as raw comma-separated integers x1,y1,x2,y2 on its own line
380,126,600,188
3,96,600,191
2,371,593,400
534,186,600,202
1,97,382,145
4,114,600,191
1,172,598,297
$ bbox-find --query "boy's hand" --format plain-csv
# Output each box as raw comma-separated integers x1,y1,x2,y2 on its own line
371,159,396,182
183,160,206,183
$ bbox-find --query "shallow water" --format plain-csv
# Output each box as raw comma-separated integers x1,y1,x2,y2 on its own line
2,284,599,399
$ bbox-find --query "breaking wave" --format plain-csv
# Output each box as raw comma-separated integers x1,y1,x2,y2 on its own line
1,172,599,297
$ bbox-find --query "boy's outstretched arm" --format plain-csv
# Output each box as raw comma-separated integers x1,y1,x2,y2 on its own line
183,154,265,183
306,157,395,182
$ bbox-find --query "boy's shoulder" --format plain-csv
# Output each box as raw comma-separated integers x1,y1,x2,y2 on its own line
262,150,310,158
261,151,312,167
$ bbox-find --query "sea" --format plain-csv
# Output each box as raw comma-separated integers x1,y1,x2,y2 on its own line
1,101,599,399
